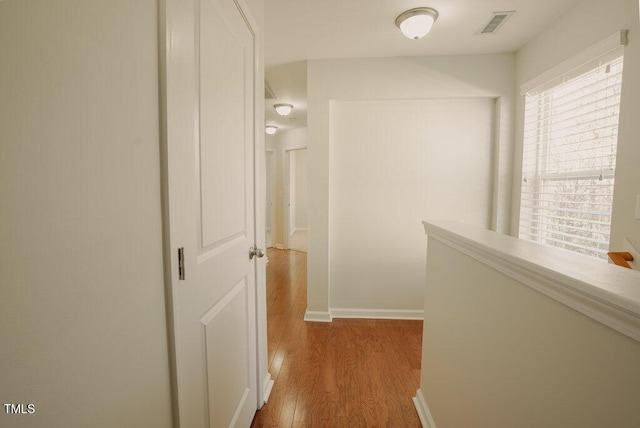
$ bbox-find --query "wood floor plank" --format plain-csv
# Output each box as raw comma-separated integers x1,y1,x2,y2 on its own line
252,249,422,427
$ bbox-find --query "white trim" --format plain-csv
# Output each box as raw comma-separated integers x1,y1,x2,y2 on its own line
261,372,274,405
274,244,285,250
289,227,308,236
237,0,269,417
331,308,424,320
412,389,436,428
303,310,333,322
521,30,627,95
423,221,640,343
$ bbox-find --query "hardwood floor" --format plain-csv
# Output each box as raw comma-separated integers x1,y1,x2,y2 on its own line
252,249,423,427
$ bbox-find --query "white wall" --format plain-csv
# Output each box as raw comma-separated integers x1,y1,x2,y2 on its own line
293,148,308,230
265,133,278,150
307,54,516,316
514,0,640,252
330,99,494,311
0,1,172,427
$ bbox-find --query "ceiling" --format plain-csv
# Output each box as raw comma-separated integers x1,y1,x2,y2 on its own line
265,61,307,131
263,0,582,132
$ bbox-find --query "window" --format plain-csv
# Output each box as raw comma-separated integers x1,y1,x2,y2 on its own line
519,37,625,260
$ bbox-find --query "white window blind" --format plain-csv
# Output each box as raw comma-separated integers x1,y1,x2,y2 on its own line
519,45,625,260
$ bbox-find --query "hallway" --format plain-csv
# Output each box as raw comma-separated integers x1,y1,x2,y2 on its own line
252,249,423,427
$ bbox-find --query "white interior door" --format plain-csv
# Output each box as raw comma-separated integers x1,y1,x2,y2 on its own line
162,0,259,426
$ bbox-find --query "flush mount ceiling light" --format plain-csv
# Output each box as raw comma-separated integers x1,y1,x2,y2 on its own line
395,7,439,40
273,103,293,116
265,125,278,135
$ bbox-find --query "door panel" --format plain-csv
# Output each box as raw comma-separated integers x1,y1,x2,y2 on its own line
201,279,251,426
199,0,246,248
163,0,258,426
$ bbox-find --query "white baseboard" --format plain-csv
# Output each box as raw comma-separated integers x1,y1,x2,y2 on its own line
262,372,274,405
413,389,436,428
330,308,424,320
304,308,424,322
303,310,332,322
275,244,284,250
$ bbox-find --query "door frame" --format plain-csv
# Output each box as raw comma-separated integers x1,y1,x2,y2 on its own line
158,0,270,424
282,145,307,250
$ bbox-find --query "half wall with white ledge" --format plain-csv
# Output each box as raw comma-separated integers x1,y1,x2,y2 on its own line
414,221,640,428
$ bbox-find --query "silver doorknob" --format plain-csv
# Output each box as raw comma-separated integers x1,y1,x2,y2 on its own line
249,246,265,260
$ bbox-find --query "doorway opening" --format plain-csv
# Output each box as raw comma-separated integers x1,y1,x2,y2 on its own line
265,149,276,248
284,147,308,252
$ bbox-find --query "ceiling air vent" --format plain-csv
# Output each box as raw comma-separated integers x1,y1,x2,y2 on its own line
476,11,515,35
